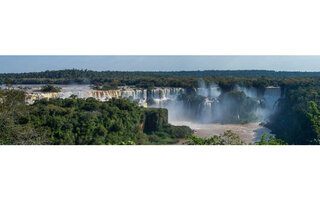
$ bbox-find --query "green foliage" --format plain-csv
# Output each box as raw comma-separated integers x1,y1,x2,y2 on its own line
147,125,193,145
142,108,192,144
306,101,320,143
91,81,120,90
185,130,246,145
119,141,136,145
186,131,286,145
255,133,287,145
0,89,49,144
40,84,61,93
5,79,13,87
28,97,146,145
143,108,168,133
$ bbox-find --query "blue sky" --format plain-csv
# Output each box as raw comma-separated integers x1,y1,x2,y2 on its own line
1,56,320,73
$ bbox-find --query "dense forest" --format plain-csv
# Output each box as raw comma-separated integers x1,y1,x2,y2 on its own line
0,89,192,144
266,83,320,144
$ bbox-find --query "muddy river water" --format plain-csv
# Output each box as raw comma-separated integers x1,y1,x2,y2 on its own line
171,121,271,144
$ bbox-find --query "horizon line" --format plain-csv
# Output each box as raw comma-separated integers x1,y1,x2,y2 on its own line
2,68,320,74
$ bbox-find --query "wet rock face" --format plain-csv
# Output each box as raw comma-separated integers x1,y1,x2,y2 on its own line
217,91,260,123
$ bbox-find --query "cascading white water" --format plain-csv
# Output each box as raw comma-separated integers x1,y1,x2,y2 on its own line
16,85,184,108
256,86,282,121
263,87,282,109
235,85,258,98
235,85,281,122
7,84,281,124
195,81,222,123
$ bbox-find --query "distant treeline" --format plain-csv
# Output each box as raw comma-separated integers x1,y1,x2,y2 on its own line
2,69,320,79
2,69,320,90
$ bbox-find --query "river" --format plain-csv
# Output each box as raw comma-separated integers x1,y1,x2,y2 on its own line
171,121,271,144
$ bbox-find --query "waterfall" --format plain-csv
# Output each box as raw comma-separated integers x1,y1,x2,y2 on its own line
263,87,281,110
148,88,184,108
18,84,281,124
22,85,184,108
235,86,258,98
254,86,281,121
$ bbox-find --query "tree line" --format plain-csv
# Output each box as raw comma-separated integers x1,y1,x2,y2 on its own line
2,69,320,90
